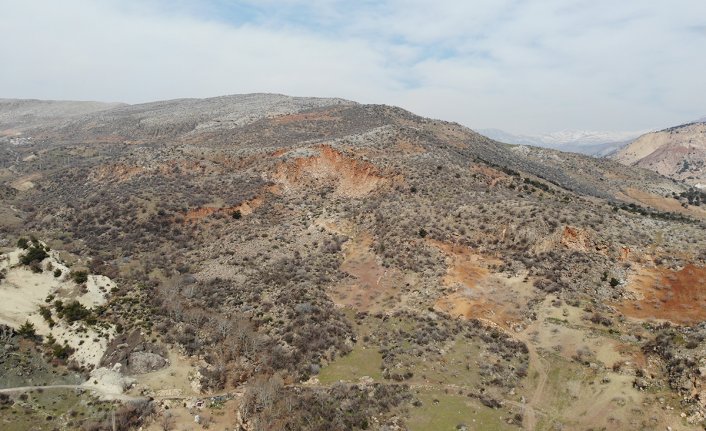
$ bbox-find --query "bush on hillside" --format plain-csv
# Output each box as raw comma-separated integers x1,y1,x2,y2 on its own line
20,245,48,266
71,271,88,284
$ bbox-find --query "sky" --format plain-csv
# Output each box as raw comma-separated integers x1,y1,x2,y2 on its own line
1,0,705,134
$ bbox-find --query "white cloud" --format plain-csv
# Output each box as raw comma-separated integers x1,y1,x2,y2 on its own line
0,0,704,134
0,1,398,102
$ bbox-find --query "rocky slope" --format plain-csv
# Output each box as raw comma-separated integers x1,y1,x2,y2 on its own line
1,94,705,431
0,98,126,135
612,121,706,188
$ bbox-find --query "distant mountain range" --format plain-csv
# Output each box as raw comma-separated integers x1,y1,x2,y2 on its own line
478,128,645,156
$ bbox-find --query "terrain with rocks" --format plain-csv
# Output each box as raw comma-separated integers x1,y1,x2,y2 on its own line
612,121,706,189
0,94,705,431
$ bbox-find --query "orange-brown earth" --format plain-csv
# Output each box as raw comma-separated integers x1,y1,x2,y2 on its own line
183,196,264,223
273,145,388,198
430,240,531,328
431,240,500,288
560,226,594,251
618,264,706,325
469,164,510,187
393,138,426,155
329,231,405,312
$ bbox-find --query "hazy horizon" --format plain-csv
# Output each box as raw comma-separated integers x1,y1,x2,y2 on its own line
1,0,705,135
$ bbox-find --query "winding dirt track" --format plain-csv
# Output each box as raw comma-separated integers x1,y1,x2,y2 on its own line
522,345,549,430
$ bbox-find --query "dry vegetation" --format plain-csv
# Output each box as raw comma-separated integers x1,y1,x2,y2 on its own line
0,95,705,430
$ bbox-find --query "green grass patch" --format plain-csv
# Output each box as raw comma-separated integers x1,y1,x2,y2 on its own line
2,388,114,431
408,390,514,431
318,344,383,384
397,337,483,387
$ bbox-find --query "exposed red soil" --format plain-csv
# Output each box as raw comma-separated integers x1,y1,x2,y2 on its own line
394,138,426,154
273,145,388,198
330,233,403,312
429,240,530,328
429,240,500,288
183,196,263,223
469,164,509,187
560,226,593,252
618,264,706,325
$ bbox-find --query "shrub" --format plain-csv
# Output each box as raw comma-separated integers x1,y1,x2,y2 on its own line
51,343,74,359
29,260,43,273
39,306,52,322
17,321,36,339
17,238,29,249
53,268,62,278
71,271,88,284
20,245,48,266
61,300,91,323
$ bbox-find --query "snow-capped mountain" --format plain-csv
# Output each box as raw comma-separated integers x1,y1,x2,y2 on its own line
478,128,647,156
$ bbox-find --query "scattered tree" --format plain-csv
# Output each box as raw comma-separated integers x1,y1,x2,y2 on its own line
17,321,37,339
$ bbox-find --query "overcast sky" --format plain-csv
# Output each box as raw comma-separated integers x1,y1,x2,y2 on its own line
1,0,705,134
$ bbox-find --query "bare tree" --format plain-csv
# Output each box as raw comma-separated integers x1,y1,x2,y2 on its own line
159,411,175,431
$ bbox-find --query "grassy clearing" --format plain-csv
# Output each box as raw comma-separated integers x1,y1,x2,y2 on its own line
318,343,383,384
398,337,483,387
408,389,514,431
0,340,83,389
0,388,115,431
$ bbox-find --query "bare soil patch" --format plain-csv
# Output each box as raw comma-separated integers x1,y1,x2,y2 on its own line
618,264,706,325
183,196,263,222
329,232,406,312
430,240,532,328
273,145,388,198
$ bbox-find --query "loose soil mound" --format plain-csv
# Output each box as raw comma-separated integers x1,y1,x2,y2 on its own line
560,226,593,252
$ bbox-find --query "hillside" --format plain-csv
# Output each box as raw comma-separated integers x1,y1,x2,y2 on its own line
613,122,706,188
0,99,126,135
1,95,705,431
